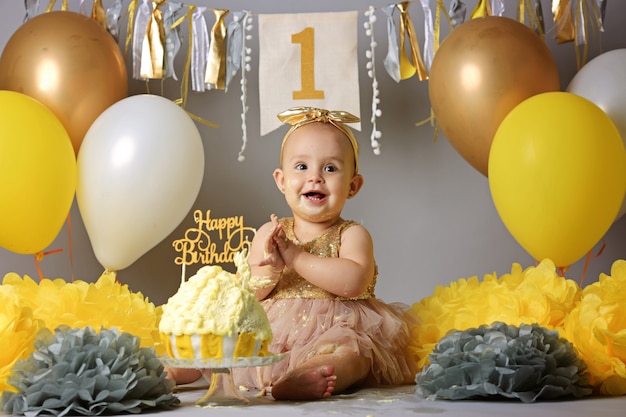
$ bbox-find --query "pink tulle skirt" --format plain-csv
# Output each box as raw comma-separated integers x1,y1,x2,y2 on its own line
233,297,419,389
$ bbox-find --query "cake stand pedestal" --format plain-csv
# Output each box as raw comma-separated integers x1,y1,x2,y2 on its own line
161,354,287,407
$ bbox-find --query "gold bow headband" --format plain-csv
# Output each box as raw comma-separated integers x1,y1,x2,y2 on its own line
277,107,361,173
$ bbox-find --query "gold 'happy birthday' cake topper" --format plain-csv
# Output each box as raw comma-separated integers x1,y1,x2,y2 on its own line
172,209,256,283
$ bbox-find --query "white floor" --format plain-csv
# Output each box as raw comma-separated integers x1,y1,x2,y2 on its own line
156,384,626,417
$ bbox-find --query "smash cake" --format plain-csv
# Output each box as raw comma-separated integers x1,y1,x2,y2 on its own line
159,251,272,360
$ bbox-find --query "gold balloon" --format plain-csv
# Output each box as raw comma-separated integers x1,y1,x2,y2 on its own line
429,16,560,177
0,11,128,155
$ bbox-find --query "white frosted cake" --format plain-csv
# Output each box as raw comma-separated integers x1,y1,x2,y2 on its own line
159,252,272,359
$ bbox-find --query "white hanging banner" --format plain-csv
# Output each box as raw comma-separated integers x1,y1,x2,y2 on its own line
258,11,361,136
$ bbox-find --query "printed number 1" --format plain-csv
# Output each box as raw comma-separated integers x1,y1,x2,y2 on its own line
291,27,324,100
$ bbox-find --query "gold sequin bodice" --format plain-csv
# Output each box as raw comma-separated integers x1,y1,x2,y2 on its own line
267,218,377,300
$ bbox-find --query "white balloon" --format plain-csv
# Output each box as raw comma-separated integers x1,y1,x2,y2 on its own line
77,94,205,271
568,49,626,221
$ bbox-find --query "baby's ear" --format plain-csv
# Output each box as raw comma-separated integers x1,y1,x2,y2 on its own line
273,168,286,193
348,174,364,198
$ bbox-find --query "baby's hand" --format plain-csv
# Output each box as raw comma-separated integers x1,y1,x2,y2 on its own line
268,214,299,268
259,215,286,272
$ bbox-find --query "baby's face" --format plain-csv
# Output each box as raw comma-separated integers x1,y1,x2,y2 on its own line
277,123,359,224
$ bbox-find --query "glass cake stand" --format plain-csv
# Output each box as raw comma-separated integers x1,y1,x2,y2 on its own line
161,354,287,407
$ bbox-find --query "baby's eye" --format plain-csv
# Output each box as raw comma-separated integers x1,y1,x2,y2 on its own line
324,165,337,173
295,163,307,170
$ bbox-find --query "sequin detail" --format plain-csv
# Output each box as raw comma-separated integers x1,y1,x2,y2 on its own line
267,218,377,300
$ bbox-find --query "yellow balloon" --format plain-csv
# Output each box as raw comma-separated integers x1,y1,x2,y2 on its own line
489,92,626,268
0,91,77,254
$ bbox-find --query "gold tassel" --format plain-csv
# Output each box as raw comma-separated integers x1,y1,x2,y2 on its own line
173,6,193,108
205,9,229,89
91,0,107,30
434,0,454,54
398,5,416,79
421,0,453,134
397,1,428,81
573,0,589,69
552,0,575,43
471,0,492,19
125,0,139,56
521,0,546,38
44,0,68,12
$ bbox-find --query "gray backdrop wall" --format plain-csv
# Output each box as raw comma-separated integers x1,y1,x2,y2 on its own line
1,0,626,306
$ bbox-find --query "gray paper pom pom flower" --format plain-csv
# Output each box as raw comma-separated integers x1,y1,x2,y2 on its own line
415,322,592,403
1,326,179,415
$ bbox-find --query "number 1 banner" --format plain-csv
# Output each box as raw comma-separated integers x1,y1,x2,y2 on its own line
258,11,361,136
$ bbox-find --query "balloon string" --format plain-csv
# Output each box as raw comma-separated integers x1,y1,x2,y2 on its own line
34,248,64,281
580,238,606,287
66,212,75,282
536,259,569,279
104,268,121,285
416,1,450,143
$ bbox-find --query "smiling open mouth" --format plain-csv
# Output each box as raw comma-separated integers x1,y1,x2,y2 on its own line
304,192,326,201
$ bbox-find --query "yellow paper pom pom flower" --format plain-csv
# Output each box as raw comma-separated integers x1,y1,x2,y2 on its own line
0,272,163,390
562,259,626,395
0,287,45,393
410,259,582,370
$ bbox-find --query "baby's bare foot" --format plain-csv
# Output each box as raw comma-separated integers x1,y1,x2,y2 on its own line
271,365,336,400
